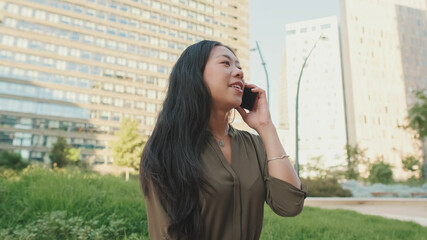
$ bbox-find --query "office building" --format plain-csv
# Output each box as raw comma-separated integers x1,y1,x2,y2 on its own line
340,0,426,178
0,0,249,163
281,16,348,174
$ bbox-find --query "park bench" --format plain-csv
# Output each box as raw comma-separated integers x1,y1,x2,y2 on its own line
370,192,398,197
410,192,427,198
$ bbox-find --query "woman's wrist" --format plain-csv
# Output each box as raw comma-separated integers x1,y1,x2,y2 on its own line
255,121,276,137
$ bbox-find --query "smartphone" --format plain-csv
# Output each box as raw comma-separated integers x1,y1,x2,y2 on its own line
240,87,258,110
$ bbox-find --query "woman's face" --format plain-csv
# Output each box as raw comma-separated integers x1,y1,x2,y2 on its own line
203,46,245,111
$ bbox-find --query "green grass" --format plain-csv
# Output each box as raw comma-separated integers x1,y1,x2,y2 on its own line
0,166,148,239
1,166,426,239
261,206,427,240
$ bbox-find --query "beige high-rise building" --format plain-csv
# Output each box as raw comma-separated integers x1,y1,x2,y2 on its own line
340,0,426,179
0,0,249,164
281,16,348,176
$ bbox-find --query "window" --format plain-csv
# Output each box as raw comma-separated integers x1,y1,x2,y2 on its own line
60,16,71,24
84,22,95,30
321,24,331,29
2,36,14,46
126,86,135,94
86,8,95,16
100,111,110,120
115,84,124,93
91,95,100,103
96,25,106,33
6,3,19,14
101,97,112,105
117,58,126,66
73,19,83,27
48,13,59,23
103,83,113,91
21,7,33,17
95,38,105,47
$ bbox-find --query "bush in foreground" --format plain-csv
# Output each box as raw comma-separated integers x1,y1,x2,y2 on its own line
302,178,352,197
0,166,148,239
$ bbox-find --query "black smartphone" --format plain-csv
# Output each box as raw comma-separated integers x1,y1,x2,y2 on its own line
240,87,258,110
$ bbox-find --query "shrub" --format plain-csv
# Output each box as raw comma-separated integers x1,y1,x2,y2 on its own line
368,161,393,184
0,151,28,170
0,211,137,240
302,178,352,197
0,166,148,238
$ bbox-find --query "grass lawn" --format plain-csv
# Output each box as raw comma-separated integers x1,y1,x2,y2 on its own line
1,166,426,239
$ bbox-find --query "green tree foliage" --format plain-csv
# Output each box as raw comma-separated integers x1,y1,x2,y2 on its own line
368,158,393,184
0,151,28,170
344,144,368,180
67,148,80,163
407,90,427,138
401,155,419,172
405,89,427,180
110,118,145,181
49,136,80,168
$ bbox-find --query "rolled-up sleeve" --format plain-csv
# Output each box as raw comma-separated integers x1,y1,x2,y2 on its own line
265,177,307,216
250,134,307,217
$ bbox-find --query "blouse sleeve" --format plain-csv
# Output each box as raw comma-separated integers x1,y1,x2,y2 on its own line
251,134,307,217
143,177,174,240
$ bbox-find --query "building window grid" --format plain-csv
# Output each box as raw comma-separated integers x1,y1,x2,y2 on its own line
20,1,212,41
3,18,179,67
0,0,237,113
0,64,164,99
0,34,173,81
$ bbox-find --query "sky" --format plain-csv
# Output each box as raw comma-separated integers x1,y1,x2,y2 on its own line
249,0,340,124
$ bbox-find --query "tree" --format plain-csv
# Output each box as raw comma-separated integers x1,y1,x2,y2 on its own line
49,136,70,168
49,136,80,168
405,89,427,180
0,150,28,170
110,118,145,181
344,144,368,180
67,148,81,163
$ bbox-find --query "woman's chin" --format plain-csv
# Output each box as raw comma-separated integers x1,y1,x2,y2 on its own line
231,100,242,109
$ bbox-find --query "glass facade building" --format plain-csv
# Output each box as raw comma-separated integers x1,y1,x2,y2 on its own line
0,0,249,163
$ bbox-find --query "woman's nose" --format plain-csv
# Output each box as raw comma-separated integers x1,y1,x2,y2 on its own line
234,67,244,79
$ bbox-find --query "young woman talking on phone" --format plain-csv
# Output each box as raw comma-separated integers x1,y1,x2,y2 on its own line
140,40,306,240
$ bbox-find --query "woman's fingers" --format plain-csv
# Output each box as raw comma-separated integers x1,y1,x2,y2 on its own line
235,106,247,118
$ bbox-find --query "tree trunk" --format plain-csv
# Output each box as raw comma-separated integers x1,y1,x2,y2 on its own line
125,169,129,182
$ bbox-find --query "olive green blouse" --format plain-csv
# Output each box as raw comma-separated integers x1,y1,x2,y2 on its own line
144,125,307,240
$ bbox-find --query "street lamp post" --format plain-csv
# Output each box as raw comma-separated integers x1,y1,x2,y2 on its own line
250,41,270,105
295,35,326,176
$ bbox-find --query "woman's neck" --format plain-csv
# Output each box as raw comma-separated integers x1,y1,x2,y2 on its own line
208,109,229,137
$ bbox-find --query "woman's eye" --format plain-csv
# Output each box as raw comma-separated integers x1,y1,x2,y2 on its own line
222,61,230,66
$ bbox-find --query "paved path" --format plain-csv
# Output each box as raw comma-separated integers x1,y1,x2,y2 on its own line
304,198,427,227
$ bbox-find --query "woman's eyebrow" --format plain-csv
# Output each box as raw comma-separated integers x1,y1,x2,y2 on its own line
217,54,240,65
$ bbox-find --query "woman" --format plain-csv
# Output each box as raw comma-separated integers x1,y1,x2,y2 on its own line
140,40,306,240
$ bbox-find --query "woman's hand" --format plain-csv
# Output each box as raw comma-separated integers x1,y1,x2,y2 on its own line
235,84,273,132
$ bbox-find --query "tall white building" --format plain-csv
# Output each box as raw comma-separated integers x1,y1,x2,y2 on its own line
281,16,348,174
340,0,426,179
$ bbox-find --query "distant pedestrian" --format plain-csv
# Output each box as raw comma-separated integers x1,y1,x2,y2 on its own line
140,40,306,240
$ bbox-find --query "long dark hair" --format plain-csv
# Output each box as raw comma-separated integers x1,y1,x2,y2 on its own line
140,40,223,239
